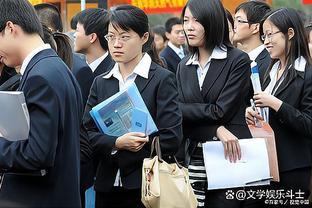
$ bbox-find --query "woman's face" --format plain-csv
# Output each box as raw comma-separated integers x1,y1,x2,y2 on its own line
262,19,287,60
154,33,166,53
183,7,205,48
107,23,148,64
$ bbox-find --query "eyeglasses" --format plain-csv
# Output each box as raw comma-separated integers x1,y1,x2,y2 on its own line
234,19,256,25
261,31,281,41
104,34,136,43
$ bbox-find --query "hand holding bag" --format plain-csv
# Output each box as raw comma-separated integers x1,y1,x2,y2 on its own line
141,137,198,208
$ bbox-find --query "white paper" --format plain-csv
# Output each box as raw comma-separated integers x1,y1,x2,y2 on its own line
0,91,30,141
202,138,270,190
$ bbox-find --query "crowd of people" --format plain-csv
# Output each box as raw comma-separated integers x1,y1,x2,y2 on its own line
0,0,312,207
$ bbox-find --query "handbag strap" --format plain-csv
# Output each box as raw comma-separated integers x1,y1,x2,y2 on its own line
150,136,163,162
150,137,183,169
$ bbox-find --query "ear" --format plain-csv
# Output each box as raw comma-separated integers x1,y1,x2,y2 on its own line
165,32,171,40
89,33,98,44
142,32,149,45
4,21,16,35
251,23,260,35
288,28,294,40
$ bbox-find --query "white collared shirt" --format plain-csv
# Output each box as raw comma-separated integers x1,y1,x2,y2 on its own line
87,52,109,73
103,53,151,89
168,41,185,59
20,44,51,75
103,53,151,186
186,46,227,90
248,44,265,61
263,56,307,122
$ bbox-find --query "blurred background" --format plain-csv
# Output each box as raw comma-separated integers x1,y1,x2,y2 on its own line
28,0,312,31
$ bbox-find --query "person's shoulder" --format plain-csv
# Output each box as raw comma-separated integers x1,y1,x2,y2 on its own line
152,62,174,79
227,47,250,62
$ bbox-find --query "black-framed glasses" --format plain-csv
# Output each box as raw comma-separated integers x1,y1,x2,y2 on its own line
234,19,257,25
261,31,281,41
104,34,136,43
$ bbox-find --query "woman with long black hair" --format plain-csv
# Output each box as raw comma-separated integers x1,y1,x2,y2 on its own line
246,8,312,207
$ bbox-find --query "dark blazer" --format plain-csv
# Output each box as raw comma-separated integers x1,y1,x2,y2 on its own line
160,45,182,74
0,49,83,207
176,47,252,161
261,63,312,172
72,53,114,107
74,54,115,196
255,48,271,84
83,62,182,192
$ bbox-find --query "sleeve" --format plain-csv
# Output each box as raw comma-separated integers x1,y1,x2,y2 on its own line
274,70,312,138
156,72,183,156
82,78,118,157
179,53,251,124
0,76,59,172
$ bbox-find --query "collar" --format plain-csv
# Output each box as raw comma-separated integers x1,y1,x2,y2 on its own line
87,51,109,73
293,56,307,72
168,41,184,56
269,56,307,78
186,45,227,66
20,44,51,75
248,44,265,61
103,53,151,79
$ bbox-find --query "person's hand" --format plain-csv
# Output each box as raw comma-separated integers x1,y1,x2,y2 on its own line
115,132,149,152
245,106,264,125
216,126,241,163
253,91,282,112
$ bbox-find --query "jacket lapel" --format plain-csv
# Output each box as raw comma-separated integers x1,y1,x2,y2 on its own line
201,58,227,97
134,62,156,93
184,64,203,101
273,66,303,97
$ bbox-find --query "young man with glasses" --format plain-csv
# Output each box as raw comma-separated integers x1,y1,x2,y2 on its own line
233,1,271,83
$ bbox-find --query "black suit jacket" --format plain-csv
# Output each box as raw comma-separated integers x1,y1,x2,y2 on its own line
261,63,312,172
73,54,115,193
177,47,252,147
72,54,114,107
83,62,182,192
0,49,83,207
160,45,182,74
255,48,271,84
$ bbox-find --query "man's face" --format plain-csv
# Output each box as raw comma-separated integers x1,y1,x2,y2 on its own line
233,9,254,44
0,22,21,67
74,23,91,54
166,24,185,47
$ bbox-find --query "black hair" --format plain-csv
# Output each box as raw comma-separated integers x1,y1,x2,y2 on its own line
70,13,79,30
109,5,154,56
181,0,232,54
164,17,182,33
146,32,166,67
42,25,73,69
152,25,168,41
34,3,63,32
76,8,109,51
226,9,234,30
235,1,271,24
0,0,43,36
261,8,312,81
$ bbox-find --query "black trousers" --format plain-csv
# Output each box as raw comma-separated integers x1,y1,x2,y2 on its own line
95,187,145,208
